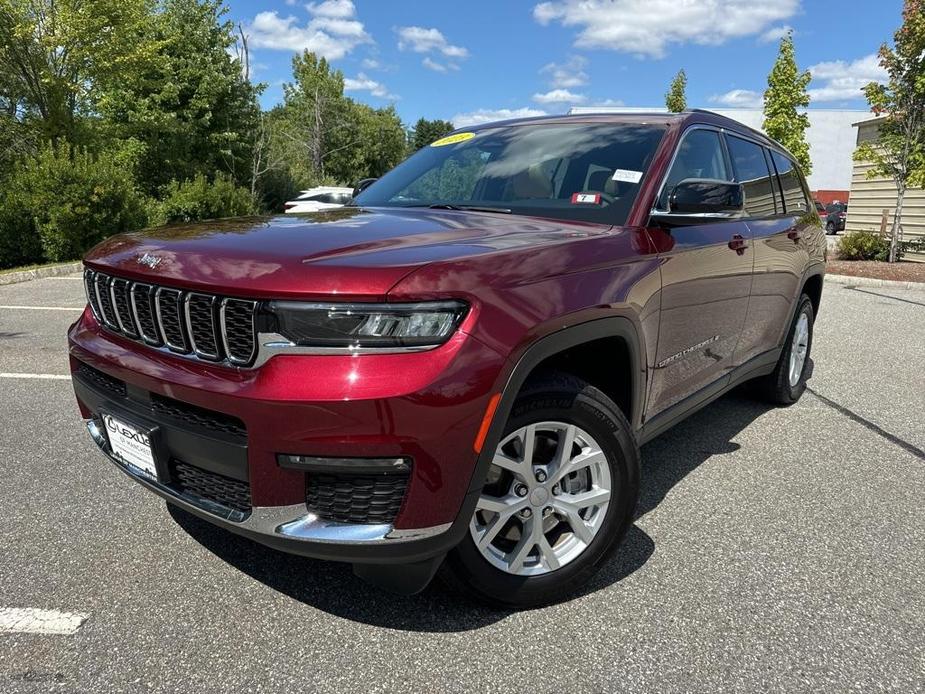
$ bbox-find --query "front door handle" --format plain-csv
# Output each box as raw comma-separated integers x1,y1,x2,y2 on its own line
728,234,747,255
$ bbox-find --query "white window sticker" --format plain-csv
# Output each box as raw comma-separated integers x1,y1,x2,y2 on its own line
612,169,643,184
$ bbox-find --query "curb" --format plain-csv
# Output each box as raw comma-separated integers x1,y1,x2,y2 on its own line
0,262,82,286
825,273,923,291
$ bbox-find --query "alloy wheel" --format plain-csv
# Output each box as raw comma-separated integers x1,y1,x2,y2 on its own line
469,422,612,576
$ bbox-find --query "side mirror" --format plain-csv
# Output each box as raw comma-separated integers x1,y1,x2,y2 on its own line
651,179,744,226
352,178,377,198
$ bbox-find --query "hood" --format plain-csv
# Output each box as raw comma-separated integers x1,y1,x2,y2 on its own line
84,207,611,300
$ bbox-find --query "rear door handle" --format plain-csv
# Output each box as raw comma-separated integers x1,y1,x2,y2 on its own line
728,234,747,255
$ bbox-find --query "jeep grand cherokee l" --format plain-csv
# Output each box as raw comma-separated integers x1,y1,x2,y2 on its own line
69,111,825,607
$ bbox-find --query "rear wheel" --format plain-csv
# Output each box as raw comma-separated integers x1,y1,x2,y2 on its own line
757,294,814,405
443,372,639,608
826,221,836,234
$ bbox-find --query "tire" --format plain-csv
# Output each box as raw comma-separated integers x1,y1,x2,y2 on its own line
826,221,835,235
757,294,814,406
442,371,639,608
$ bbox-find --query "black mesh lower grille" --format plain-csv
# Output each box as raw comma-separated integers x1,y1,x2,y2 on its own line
306,473,409,524
151,394,246,440
171,460,251,514
75,363,127,398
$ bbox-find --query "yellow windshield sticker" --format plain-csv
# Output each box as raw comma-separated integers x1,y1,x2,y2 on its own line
431,132,475,147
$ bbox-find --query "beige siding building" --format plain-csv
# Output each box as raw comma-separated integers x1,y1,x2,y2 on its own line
848,116,925,262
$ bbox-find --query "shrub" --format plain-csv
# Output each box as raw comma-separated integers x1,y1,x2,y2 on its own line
150,173,256,225
0,145,148,267
836,230,902,262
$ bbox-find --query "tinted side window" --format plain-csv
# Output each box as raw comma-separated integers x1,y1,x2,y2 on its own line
658,129,730,209
770,151,807,214
726,135,778,217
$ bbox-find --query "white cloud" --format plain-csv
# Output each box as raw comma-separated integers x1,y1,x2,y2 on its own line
422,56,460,72
305,0,355,18
343,72,398,99
533,88,587,104
396,26,469,59
533,0,800,58
759,25,793,43
246,1,370,59
361,57,381,69
452,108,548,128
539,55,589,88
807,53,887,102
709,89,764,108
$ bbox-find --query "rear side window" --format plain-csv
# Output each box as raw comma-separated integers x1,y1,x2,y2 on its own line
770,151,808,214
725,135,778,217
658,129,730,209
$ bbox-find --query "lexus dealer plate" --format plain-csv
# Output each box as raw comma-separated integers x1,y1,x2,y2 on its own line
103,415,157,478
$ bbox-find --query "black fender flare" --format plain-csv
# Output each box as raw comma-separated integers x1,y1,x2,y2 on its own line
465,315,645,497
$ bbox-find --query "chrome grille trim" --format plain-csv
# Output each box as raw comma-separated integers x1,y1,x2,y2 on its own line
184,293,221,361
83,269,258,367
130,283,162,346
94,274,119,330
155,287,188,352
220,298,258,365
110,278,139,338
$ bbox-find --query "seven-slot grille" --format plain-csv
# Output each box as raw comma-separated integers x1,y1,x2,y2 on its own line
85,269,258,366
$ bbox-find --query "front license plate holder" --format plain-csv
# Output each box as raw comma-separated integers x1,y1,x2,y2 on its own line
100,412,167,482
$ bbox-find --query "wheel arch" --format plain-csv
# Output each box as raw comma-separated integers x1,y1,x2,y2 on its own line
467,316,645,496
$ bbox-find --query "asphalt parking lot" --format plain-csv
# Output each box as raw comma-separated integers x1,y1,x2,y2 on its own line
1,272,923,693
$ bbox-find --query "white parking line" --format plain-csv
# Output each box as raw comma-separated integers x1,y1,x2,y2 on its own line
0,305,84,311
0,373,70,380
47,276,83,280
0,607,88,635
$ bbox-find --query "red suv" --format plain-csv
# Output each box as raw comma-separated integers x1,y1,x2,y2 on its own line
69,111,824,607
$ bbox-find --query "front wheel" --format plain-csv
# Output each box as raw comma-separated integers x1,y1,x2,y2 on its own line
442,372,639,608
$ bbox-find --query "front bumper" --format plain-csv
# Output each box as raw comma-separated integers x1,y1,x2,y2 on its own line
69,307,508,564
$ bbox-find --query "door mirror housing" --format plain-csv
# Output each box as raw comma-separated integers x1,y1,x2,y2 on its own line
651,179,744,226
352,177,378,199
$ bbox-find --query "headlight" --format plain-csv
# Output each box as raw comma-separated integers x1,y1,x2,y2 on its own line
265,300,468,350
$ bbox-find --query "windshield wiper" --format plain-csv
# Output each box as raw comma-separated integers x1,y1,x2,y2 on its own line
426,204,512,214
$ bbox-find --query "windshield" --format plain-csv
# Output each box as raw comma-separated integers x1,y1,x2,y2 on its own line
354,123,666,225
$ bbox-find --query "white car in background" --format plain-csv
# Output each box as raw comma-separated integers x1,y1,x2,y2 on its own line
283,186,354,213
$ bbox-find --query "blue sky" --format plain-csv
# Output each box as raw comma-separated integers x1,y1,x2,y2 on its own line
226,0,901,126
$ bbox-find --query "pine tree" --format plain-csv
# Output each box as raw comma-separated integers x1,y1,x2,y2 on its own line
665,69,687,112
762,32,812,175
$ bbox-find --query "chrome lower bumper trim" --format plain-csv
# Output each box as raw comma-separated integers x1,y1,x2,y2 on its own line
86,419,451,546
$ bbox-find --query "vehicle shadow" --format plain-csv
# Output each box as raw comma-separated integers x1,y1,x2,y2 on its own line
169,390,772,631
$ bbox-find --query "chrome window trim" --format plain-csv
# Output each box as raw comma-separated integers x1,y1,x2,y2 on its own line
650,122,795,221
154,286,188,353
184,293,222,361
130,282,162,346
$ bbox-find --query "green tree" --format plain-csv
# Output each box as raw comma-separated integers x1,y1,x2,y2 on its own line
854,0,925,263
410,117,455,150
0,0,154,145
665,69,687,112
99,0,260,193
763,31,812,174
